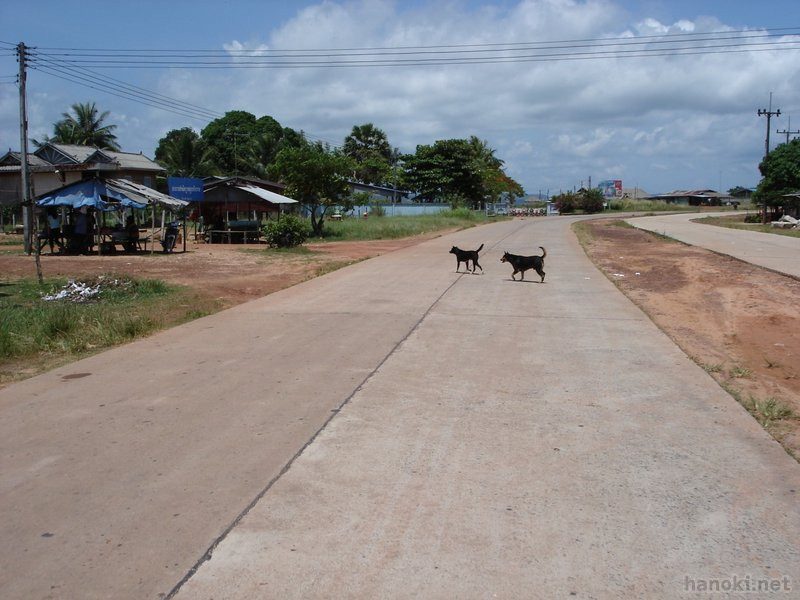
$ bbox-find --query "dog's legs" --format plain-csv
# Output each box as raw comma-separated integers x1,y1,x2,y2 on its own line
473,259,482,272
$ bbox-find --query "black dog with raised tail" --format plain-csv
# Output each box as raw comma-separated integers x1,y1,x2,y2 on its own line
449,243,484,273
500,247,547,282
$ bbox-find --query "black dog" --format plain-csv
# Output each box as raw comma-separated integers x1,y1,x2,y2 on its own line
500,247,547,282
449,243,484,273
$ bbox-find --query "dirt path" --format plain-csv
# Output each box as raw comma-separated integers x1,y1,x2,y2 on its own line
577,218,800,458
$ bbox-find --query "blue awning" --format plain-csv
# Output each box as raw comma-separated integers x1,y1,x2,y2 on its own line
36,180,147,211
36,179,189,212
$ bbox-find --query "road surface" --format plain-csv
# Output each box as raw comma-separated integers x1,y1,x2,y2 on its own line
1,216,798,599
628,212,800,278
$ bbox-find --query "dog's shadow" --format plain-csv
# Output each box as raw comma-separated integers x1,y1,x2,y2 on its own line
506,279,545,284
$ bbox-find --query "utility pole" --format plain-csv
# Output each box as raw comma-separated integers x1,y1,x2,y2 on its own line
757,93,781,223
777,116,799,144
17,42,33,255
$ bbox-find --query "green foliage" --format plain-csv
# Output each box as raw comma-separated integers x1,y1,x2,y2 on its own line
343,123,393,184
33,102,120,150
200,111,303,176
312,209,488,241
552,192,578,214
0,276,175,361
744,212,762,223
579,188,606,213
154,127,217,177
261,214,311,247
403,139,482,204
269,142,355,236
754,138,800,207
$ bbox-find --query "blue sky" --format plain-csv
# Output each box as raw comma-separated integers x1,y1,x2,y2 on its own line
2,0,799,195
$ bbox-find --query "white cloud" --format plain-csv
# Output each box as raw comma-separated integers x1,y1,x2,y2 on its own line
4,0,799,195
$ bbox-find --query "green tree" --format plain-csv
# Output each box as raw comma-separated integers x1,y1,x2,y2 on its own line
34,101,120,150
343,123,393,184
201,111,303,176
154,128,216,177
403,137,522,207
269,142,355,236
754,138,800,213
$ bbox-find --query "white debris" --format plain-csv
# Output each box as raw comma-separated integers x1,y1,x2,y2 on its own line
41,276,130,303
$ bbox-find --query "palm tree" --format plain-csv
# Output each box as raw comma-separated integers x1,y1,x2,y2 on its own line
36,102,120,150
154,127,216,177
343,123,393,184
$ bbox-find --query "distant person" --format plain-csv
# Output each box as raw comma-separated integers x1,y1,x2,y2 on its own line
39,208,63,254
72,208,88,253
123,215,139,252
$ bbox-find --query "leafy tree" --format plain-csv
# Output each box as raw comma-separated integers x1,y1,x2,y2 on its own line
154,128,216,177
403,137,523,207
201,111,303,176
403,139,484,205
34,101,120,150
201,110,259,175
343,123,393,184
754,138,800,212
269,142,355,236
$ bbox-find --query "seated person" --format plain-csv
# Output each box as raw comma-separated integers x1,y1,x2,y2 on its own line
122,216,139,252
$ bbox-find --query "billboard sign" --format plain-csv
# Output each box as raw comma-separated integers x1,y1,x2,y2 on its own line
598,179,622,199
167,177,204,201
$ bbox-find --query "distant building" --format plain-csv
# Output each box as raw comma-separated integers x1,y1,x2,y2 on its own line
645,189,734,206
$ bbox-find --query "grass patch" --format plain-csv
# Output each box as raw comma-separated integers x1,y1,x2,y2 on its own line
743,396,796,428
605,199,699,212
310,208,496,242
0,275,200,374
571,221,594,248
728,365,752,379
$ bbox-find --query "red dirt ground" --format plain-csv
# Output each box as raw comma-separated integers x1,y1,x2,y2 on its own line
578,219,800,459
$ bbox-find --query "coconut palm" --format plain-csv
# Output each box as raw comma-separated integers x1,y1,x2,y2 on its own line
35,102,120,150
154,127,216,177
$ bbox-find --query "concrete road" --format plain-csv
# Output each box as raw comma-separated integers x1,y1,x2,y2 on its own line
628,212,800,278
2,216,799,599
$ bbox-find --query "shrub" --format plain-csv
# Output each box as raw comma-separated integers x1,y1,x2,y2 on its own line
579,189,606,214
262,214,311,247
553,192,578,214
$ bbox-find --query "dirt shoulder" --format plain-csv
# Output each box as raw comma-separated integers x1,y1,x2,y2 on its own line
577,218,800,459
0,233,451,386
0,234,444,310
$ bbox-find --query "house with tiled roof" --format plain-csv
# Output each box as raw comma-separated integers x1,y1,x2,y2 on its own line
0,143,165,208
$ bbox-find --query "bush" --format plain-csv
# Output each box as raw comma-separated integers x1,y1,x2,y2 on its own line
262,214,311,247
579,189,605,214
743,212,762,223
552,192,578,214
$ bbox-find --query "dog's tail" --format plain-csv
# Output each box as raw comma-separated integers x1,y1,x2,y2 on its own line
476,243,484,253
539,246,547,258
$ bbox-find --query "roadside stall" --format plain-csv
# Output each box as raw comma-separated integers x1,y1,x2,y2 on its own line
36,178,189,254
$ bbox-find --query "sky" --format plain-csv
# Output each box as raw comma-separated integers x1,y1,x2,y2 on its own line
1,0,799,196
